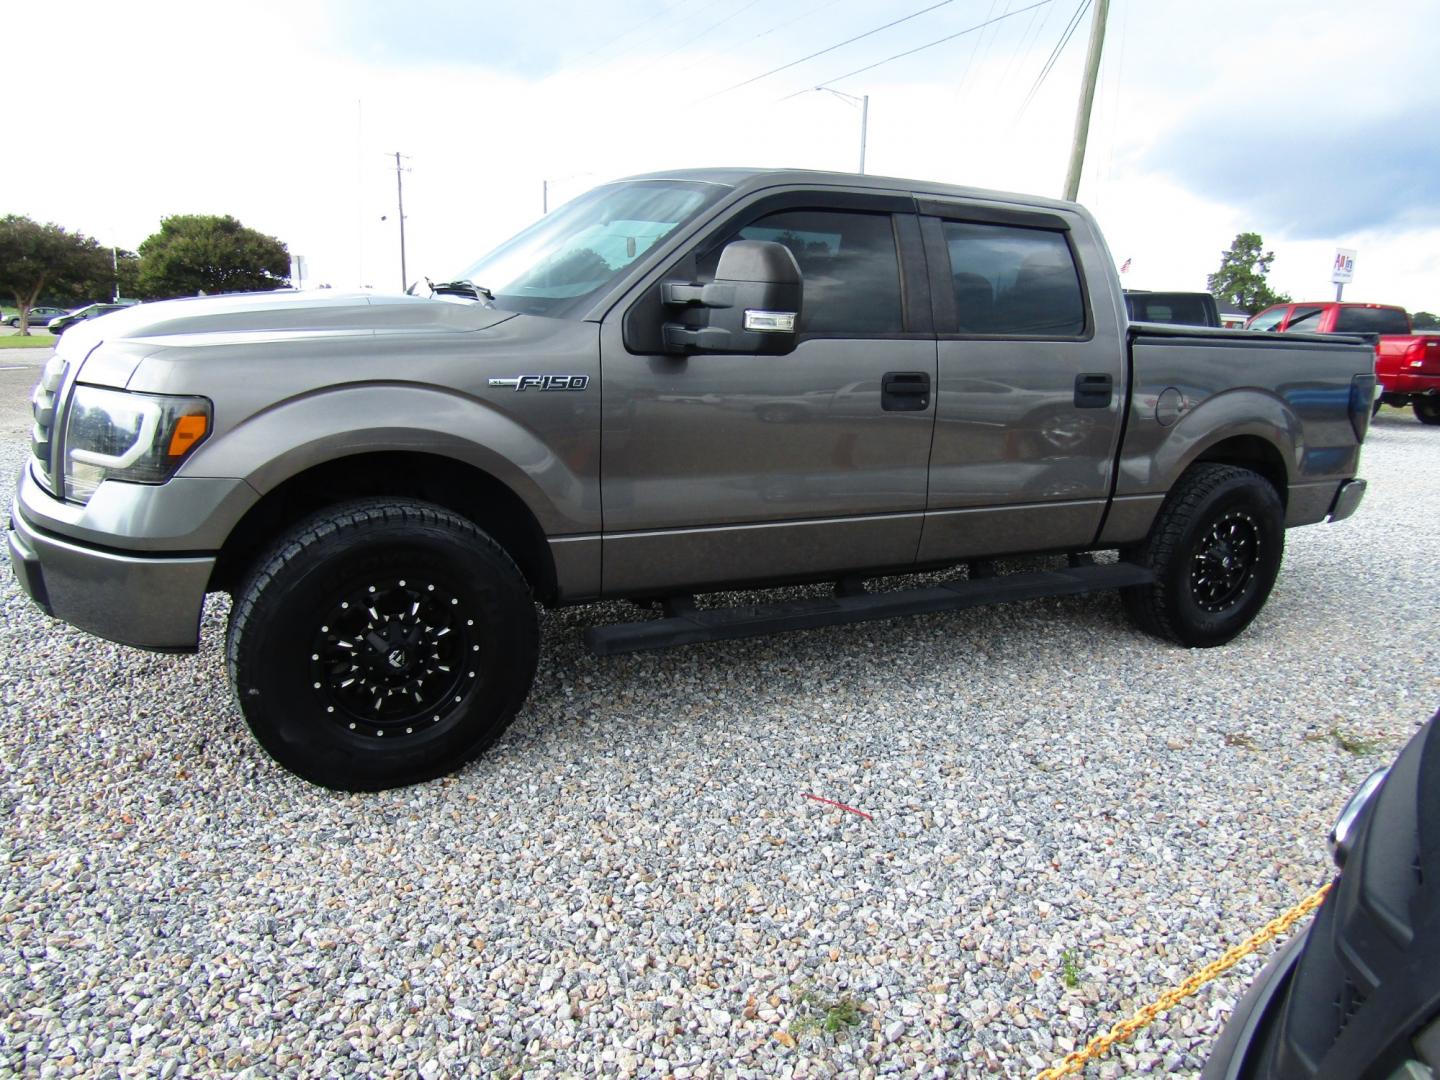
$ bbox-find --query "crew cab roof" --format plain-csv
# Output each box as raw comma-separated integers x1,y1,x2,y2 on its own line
614,167,1080,213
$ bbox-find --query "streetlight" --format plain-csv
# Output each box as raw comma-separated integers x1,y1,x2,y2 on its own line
813,88,869,175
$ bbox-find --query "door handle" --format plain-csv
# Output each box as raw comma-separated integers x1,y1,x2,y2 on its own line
882,371,931,412
1074,372,1113,409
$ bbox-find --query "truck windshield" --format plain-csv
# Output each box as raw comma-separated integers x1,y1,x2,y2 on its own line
452,180,723,317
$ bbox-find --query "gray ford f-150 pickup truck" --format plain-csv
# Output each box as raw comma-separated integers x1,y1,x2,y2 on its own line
9,168,1375,790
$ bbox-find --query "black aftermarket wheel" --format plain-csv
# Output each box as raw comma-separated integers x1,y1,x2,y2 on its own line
226,499,538,790
1122,463,1285,647
1415,397,1440,425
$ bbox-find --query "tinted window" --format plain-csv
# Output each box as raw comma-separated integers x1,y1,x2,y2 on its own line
711,209,902,336
942,222,1084,336
1334,307,1411,334
1282,305,1324,332
1247,306,1288,331
1127,293,1215,326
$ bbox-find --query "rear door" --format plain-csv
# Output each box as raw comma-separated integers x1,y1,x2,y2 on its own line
916,200,1127,562
598,189,937,595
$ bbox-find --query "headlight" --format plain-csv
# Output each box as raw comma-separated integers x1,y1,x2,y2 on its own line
63,385,212,503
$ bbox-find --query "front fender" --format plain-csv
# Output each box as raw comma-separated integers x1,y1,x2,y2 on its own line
182,383,600,535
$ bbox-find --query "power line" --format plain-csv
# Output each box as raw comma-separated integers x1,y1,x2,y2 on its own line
653,0,771,64
1016,0,1089,119
698,0,958,102
783,0,1053,98
730,0,845,52
568,0,706,66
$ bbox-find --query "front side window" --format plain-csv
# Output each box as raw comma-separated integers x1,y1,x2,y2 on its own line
453,180,723,317
1282,305,1324,332
1247,306,1288,331
702,208,904,336
941,221,1085,336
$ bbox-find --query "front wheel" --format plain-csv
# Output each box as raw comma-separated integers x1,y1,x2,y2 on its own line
226,499,538,790
1122,463,1285,647
1415,397,1440,425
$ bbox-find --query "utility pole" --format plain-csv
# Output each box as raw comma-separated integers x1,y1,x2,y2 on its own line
858,94,869,175
1062,0,1110,202
543,179,549,215
815,88,869,174
393,151,409,291
111,247,119,303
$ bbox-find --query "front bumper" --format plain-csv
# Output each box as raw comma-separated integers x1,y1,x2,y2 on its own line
9,500,214,652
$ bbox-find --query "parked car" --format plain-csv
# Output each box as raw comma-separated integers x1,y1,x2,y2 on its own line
1124,290,1221,328
1203,709,1440,1079
47,302,136,336
9,168,1376,790
1246,301,1440,424
5,306,66,328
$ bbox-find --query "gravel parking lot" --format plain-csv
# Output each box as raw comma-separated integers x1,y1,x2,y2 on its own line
1,344,1436,1079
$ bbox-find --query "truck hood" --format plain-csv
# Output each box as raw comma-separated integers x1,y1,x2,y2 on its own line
62,289,516,351
62,290,521,387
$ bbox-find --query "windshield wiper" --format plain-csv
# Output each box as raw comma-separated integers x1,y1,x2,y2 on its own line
427,278,493,301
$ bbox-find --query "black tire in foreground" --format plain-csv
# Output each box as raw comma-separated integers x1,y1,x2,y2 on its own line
1122,463,1285,647
1415,397,1440,425
227,499,538,791
1202,712,1440,1079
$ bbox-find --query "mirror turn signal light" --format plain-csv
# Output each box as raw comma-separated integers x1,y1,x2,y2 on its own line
167,414,209,458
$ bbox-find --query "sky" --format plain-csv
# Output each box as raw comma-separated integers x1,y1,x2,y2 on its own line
3,0,1437,312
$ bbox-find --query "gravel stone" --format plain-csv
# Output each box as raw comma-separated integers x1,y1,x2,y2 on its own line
0,352,1435,1079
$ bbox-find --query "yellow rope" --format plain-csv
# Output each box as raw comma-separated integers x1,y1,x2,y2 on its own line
1034,882,1332,1080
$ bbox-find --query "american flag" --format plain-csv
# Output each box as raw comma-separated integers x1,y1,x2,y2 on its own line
1119,258,1132,273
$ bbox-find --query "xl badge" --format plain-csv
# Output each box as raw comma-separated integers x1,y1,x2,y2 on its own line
488,375,590,392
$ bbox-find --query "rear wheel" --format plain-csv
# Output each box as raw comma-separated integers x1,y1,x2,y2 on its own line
1122,463,1285,647
1415,397,1440,425
226,499,538,790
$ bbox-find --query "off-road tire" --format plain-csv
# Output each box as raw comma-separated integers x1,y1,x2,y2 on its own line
1121,463,1284,647
226,498,538,791
1415,397,1440,425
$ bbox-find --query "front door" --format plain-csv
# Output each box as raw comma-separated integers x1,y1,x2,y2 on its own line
599,192,937,595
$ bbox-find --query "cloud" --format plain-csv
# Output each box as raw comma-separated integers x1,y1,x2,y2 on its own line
1143,100,1440,240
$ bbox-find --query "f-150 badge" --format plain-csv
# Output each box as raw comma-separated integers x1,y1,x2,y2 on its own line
487,375,590,391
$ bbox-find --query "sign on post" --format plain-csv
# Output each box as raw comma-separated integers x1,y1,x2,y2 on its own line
1331,248,1356,284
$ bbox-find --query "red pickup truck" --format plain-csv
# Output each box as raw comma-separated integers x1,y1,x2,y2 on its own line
1247,301,1440,424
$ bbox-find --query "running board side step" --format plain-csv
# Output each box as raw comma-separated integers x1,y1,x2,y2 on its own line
584,561,1153,656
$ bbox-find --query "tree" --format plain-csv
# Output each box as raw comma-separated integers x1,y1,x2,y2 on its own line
1208,232,1291,315
137,214,289,299
1412,310,1439,330
0,216,114,334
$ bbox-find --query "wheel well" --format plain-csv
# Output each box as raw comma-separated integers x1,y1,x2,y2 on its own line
211,452,557,603
1191,435,1289,507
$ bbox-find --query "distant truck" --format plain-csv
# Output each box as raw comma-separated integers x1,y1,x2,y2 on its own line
1247,301,1440,424
10,168,1378,790
1123,290,1221,328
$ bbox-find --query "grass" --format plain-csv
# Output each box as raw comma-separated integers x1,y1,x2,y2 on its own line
1061,950,1082,989
789,986,862,1039
0,333,57,349
1331,727,1384,756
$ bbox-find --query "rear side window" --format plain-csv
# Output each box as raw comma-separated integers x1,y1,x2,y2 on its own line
941,222,1085,336
715,209,904,336
1334,307,1410,334
1128,293,1214,326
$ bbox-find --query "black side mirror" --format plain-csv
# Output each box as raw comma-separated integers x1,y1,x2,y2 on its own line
661,240,803,356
